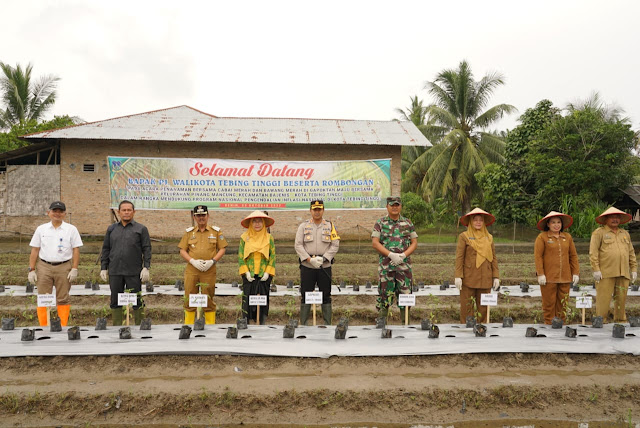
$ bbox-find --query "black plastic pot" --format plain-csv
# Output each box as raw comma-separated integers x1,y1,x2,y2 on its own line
95,318,107,330
2,318,15,331
334,324,347,339
465,316,476,328
565,326,577,338
226,326,238,339
91,282,100,291
520,282,529,292
179,325,192,339
25,283,34,293
572,285,580,292
380,328,392,338
194,317,205,331
502,317,514,328
353,284,360,292
612,324,626,338
551,317,563,329
473,324,487,337
0,285,5,292
286,280,293,289
428,325,440,339
338,317,349,327
631,285,639,292
140,318,152,330
270,284,277,292
231,281,238,288
237,318,248,330
145,282,154,293
365,281,372,289
283,325,295,338
119,327,132,339
85,281,92,289
525,327,537,337
421,319,432,331
412,284,419,292
287,319,298,328
375,317,386,329
592,316,603,328
67,326,80,340
21,329,35,341
50,317,62,332
629,317,640,327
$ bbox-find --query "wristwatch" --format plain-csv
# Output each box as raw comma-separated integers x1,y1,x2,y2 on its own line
211,259,217,265
28,267,34,272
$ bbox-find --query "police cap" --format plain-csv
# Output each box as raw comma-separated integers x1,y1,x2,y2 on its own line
310,200,324,209
193,205,208,215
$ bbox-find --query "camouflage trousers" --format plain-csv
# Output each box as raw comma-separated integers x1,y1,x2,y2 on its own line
376,263,413,310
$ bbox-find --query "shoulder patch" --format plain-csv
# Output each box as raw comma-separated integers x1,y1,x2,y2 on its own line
212,226,220,232
186,227,194,232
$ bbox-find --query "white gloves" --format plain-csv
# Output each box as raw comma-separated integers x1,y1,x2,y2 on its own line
388,252,404,266
261,272,270,282
454,278,462,290
140,267,150,282
492,278,500,291
28,270,37,285
202,260,215,271
189,258,206,272
572,275,579,286
538,275,547,286
67,268,78,282
100,270,108,282
245,271,254,282
593,271,602,282
309,256,323,269
633,272,637,283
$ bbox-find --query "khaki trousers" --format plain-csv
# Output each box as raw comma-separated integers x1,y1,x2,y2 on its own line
596,277,629,322
540,282,571,324
183,265,217,312
36,259,71,305
459,286,491,323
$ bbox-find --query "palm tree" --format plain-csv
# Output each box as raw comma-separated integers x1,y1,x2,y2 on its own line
0,62,60,129
403,60,517,213
395,96,432,178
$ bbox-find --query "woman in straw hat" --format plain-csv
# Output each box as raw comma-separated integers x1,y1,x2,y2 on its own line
534,211,580,324
238,211,276,325
454,208,500,324
589,207,637,323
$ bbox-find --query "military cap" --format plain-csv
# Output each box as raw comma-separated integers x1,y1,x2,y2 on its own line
193,205,208,215
310,200,324,209
386,196,402,206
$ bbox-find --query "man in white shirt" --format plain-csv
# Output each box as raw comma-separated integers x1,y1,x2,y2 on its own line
28,201,83,326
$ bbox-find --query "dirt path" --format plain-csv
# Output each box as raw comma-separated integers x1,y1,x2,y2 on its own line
1,354,639,426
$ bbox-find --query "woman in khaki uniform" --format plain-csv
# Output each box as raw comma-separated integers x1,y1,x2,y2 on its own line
454,208,500,324
534,211,580,324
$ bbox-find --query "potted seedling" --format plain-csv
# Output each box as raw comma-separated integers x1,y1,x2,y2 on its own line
502,290,514,328
285,296,298,328
469,296,486,336
236,291,248,330
49,308,62,332
25,281,34,294
334,316,348,339
353,280,360,292
381,290,394,338
465,296,478,328
612,323,625,338
422,293,439,330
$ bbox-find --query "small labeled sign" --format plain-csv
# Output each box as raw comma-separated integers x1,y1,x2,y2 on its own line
305,291,323,305
480,293,498,306
398,294,416,307
189,294,208,308
117,293,138,306
37,294,56,307
249,295,267,306
576,296,593,308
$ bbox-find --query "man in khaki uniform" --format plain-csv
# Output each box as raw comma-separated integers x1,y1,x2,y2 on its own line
589,207,637,322
294,200,340,325
178,205,228,324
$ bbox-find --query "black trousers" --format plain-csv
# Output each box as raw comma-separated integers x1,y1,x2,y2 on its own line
109,275,143,309
241,274,271,324
300,265,332,304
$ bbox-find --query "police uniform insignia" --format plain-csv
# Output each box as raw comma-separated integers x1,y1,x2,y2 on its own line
212,226,220,232
219,235,224,240
186,227,194,232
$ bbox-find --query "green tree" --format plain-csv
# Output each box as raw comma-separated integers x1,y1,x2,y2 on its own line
396,96,432,178
399,192,428,227
477,100,560,223
0,115,78,153
402,60,517,213
0,62,60,129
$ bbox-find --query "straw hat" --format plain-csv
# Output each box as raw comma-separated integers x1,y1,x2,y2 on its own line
460,208,495,227
240,210,275,228
595,207,632,225
536,211,573,231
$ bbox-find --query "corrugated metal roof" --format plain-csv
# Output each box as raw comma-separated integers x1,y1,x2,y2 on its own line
21,105,431,147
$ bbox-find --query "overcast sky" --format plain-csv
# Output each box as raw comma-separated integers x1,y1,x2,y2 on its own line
2,0,639,133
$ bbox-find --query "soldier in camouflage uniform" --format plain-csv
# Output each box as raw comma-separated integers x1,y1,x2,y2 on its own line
371,196,418,320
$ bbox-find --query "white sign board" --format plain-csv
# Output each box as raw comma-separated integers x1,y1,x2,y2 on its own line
576,296,593,309
37,294,56,307
398,294,416,307
480,293,498,306
189,294,208,308
249,295,268,306
117,293,138,306
305,291,323,305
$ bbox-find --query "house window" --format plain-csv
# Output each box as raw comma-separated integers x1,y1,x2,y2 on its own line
83,164,95,172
